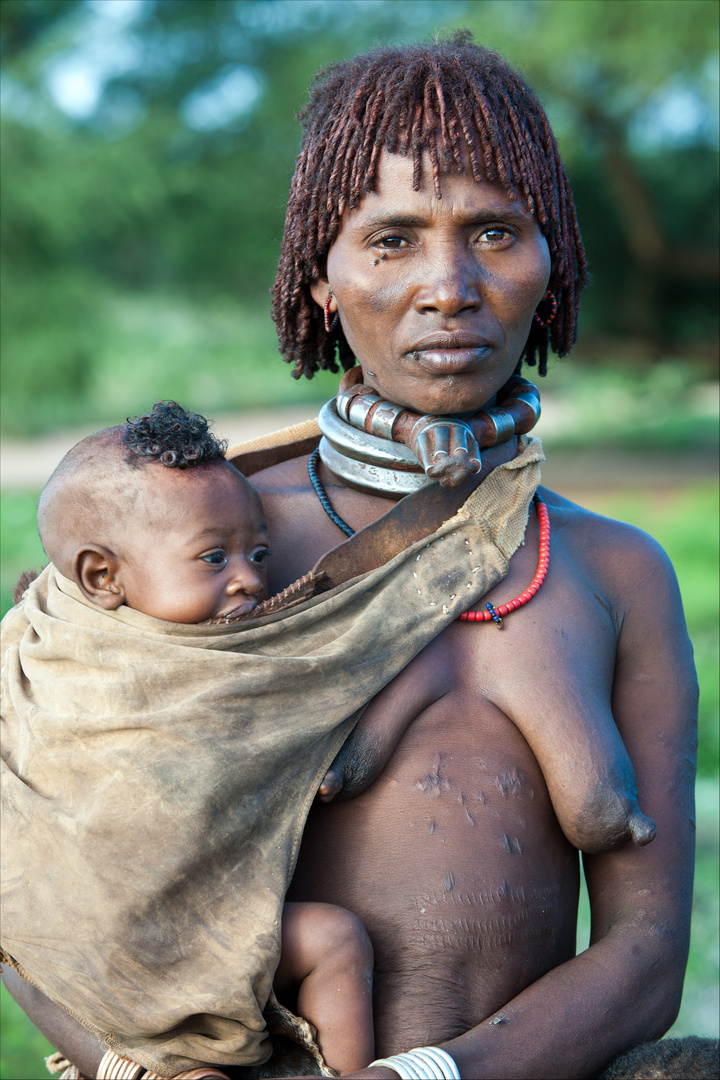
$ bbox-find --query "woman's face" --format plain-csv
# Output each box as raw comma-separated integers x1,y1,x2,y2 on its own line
311,151,551,415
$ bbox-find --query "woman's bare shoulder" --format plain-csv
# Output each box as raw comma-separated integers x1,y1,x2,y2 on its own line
538,485,679,595
539,486,682,613
540,484,669,550
251,453,312,497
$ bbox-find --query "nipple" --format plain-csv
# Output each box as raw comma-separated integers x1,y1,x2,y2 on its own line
627,809,657,847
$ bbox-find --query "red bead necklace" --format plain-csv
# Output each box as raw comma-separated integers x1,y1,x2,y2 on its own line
308,453,549,628
459,494,549,626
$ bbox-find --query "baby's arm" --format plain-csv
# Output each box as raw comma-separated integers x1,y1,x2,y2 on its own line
275,902,374,1076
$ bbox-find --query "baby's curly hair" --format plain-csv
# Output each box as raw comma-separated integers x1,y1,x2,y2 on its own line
123,401,228,469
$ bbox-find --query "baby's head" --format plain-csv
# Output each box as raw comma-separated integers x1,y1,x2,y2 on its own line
38,402,269,623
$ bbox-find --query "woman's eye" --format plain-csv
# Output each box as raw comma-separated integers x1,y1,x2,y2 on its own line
250,549,270,567
479,227,511,243
376,235,406,249
201,551,227,566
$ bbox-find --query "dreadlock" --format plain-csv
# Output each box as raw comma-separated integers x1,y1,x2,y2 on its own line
272,31,588,380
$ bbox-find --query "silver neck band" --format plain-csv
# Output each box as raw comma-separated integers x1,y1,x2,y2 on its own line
317,399,433,496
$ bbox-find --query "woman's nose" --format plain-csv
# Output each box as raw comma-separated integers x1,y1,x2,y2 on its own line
414,246,483,317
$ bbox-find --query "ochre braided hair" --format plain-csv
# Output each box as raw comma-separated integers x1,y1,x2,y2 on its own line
272,31,588,380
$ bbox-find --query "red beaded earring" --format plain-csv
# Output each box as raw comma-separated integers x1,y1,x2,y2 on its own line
324,292,340,333
532,291,558,328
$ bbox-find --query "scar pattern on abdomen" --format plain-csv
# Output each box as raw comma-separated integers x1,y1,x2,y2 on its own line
409,883,560,953
414,881,558,909
414,759,535,807
415,753,452,797
500,833,523,854
493,769,534,800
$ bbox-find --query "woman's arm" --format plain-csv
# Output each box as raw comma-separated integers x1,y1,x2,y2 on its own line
1,964,106,1077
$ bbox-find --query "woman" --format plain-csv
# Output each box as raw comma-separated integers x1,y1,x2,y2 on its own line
3,34,697,1080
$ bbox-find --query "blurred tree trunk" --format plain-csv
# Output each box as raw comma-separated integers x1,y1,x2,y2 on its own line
575,99,718,349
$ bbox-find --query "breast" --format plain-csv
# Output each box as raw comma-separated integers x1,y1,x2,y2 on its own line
288,699,580,1053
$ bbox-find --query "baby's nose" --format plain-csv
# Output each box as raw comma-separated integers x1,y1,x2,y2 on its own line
226,560,264,595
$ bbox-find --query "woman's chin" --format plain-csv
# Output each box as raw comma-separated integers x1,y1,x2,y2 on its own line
392,385,500,417
361,364,517,417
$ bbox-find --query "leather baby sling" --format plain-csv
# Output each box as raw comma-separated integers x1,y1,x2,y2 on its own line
0,422,543,1077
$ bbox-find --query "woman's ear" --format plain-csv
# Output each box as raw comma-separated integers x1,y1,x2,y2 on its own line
310,276,333,310
72,547,125,610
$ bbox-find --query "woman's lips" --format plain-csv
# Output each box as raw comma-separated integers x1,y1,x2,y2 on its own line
408,333,492,374
412,347,490,374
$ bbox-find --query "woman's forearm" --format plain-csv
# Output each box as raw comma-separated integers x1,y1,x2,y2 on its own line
1,965,105,1078
440,927,683,1079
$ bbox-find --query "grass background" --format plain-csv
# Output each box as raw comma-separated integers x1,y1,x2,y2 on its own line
1,348,718,1078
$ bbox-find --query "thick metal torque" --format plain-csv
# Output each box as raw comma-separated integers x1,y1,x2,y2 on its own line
370,401,405,439
348,392,380,429
484,407,516,444
335,369,541,488
410,416,482,488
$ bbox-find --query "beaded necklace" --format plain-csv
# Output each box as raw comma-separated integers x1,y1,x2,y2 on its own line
458,494,549,625
308,447,550,625
308,447,355,538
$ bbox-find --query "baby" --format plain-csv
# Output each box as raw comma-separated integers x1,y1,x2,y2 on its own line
25,401,376,1078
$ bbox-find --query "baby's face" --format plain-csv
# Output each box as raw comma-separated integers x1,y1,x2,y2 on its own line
117,463,270,623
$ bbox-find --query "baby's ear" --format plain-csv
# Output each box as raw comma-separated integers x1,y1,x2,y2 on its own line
73,546,125,610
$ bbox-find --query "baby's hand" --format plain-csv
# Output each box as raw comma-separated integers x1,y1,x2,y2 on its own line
317,768,343,802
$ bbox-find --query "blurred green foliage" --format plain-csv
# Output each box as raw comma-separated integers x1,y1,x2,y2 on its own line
1,0,718,435
0,985,54,1080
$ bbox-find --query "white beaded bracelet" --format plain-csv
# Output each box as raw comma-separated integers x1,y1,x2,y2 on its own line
369,1045,461,1079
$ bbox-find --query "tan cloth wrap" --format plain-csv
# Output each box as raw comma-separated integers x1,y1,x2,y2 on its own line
1,438,542,1078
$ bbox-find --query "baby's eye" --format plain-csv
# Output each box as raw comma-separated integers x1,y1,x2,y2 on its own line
201,551,227,567
250,548,270,568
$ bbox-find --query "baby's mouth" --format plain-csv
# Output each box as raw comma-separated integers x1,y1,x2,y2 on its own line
214,597,259,621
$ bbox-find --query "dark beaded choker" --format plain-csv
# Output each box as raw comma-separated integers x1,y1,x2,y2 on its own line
308,447,355,538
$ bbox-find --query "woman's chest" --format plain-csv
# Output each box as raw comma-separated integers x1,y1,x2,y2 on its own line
289,706,579,1047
